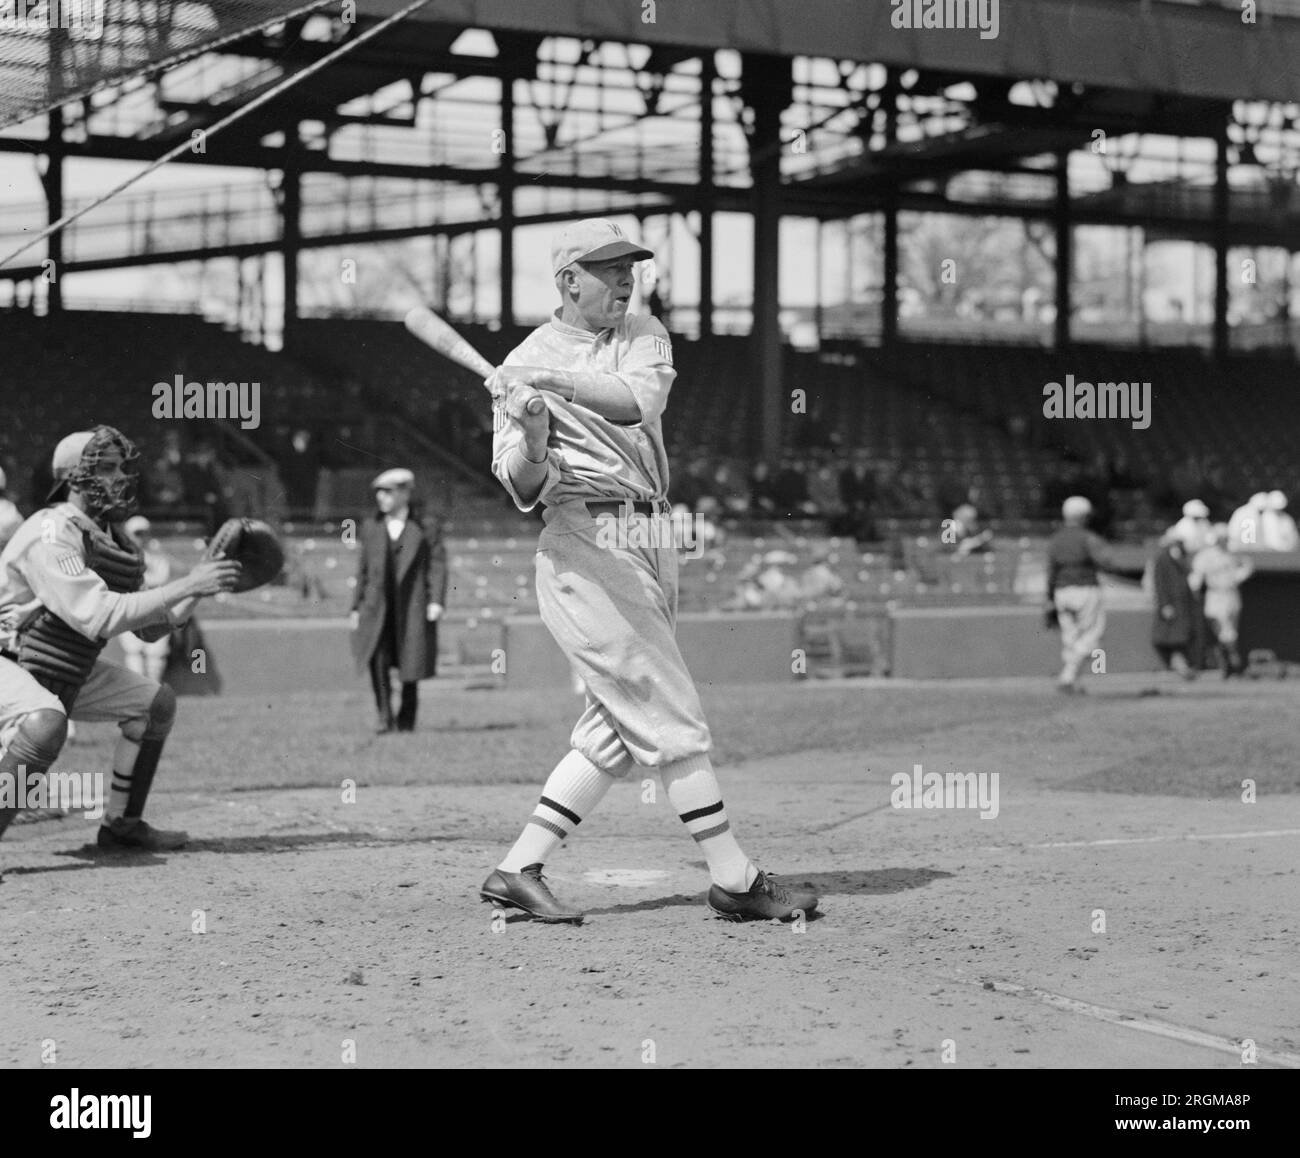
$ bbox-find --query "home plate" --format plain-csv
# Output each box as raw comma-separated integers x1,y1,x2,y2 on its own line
584,869,670,887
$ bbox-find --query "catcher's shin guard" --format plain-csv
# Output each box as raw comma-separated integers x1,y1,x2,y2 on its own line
122,684,177,820
0,708,69,840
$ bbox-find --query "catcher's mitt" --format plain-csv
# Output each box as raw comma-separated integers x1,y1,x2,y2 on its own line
205,518,285,592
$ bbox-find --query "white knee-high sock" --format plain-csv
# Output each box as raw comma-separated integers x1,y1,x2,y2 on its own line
660,754,756,893
499,750,616,871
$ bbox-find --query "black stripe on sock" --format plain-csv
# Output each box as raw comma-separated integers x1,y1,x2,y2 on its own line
679,800,724,824
539,795,582,827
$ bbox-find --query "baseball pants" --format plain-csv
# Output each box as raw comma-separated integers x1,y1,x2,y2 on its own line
535,500,712,774
1054,584,1106,684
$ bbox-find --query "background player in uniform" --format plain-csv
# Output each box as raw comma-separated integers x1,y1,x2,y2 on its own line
477,218,818,925
0,426,239,850
1189,524,1254,677
1044,495,1131,693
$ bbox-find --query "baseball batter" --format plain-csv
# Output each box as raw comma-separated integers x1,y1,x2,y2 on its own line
478,218,818,924
0,426,239,851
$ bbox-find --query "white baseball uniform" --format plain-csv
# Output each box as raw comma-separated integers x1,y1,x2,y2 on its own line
491,311,711,772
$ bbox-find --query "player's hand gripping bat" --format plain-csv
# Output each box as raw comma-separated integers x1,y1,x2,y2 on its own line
403,306,546,416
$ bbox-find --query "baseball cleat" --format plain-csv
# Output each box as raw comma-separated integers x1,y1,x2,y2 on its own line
707,870,819,922
96,817,189,853
479,864,584,924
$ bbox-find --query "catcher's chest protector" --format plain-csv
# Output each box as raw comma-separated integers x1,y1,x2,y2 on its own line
18,525,145,710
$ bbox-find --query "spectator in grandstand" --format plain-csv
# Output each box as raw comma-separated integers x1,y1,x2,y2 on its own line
799,546,844,606
1189,524,1254,678
0,466,22,555
772,454,812,519
281,428,322,517
671,455,711,513
949,502,994,556
349,468,448,734
1150,523,1199,680
837,450,879,543
1044,495,1130,694
805,451,843,527
838,449,876,512
181,442,231,535
117,516,173,683
146,430,186,510
1259,490,1300,552
748,461,779,518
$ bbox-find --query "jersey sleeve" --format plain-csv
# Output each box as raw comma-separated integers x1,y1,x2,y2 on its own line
19,516,170,640
491,335,562,512
615,316,677,424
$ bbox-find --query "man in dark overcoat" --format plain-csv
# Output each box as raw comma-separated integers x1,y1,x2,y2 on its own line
1150,524,1198,680
350,468,448,733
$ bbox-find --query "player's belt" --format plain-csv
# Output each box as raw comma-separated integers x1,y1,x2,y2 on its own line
585,499,671,518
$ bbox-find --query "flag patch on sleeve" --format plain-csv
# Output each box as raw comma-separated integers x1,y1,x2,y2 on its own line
56,551,85,577
652,335,673,365
492,395,507,433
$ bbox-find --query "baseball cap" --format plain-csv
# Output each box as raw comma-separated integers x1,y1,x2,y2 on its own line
52,431,96,480
1062,495,1092,520
1267,490,1288,511
552,218,653,276
372,468,415,490
46,430,97,500
1182,499,1210,519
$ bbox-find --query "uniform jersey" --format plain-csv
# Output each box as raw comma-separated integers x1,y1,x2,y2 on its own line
0,498,22,555
1045,526,1120,591
0,503,171,648
1190,545,1251,592
491,311,676,511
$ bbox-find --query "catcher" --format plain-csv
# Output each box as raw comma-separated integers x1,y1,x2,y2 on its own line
0,426,279,852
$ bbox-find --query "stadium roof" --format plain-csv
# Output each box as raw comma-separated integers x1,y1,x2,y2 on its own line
374,0,1300,104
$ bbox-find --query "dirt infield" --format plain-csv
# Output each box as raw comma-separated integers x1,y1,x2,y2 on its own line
2,674,1298,1068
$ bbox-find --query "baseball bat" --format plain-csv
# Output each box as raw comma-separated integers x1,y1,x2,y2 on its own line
403,305,546,415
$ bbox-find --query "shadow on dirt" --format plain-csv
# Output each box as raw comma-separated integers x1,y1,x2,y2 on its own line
751,867,954,895
43,831,454,862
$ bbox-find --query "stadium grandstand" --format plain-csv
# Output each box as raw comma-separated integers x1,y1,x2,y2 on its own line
2,0,1298,676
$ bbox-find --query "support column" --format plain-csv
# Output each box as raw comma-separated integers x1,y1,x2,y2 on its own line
698,51,716,341
1213,119,1231,359
881,70,899,350
742,52,792,465
500,71,516,328
42,103,64,316
1054,150,1072,351
281,126,301,352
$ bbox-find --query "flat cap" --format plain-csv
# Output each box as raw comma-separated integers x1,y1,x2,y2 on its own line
372,468,415,490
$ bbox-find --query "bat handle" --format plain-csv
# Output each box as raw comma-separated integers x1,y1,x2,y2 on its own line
525,396,546,416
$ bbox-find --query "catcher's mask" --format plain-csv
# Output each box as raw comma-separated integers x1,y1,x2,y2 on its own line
48,425,141,521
